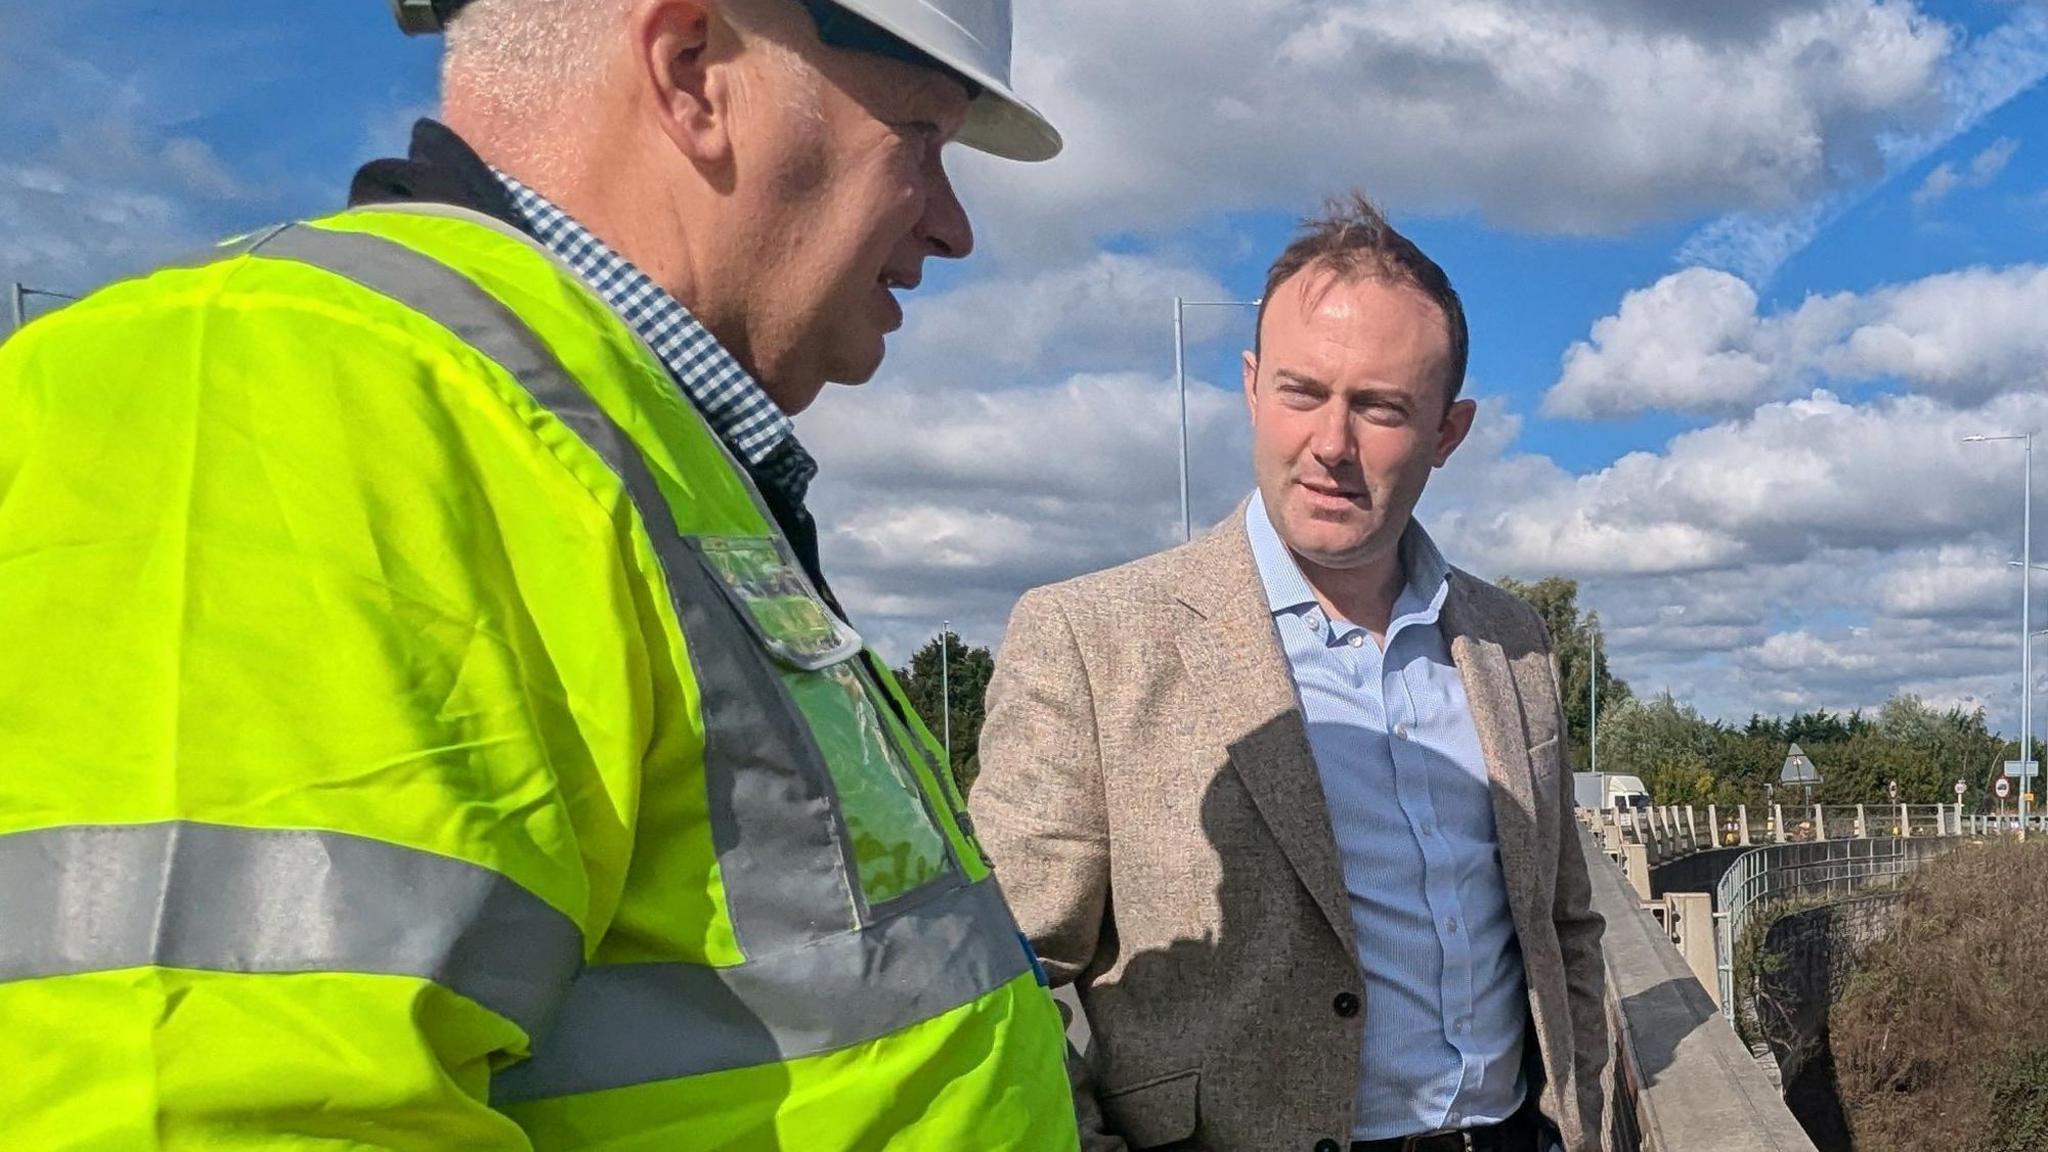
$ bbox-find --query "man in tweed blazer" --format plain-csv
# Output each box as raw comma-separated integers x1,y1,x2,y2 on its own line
971,197,1607,1152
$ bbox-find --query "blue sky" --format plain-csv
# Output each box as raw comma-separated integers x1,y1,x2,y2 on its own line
9,1,2048,735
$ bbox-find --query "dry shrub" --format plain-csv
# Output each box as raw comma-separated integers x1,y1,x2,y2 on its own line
1829,839,2048,1151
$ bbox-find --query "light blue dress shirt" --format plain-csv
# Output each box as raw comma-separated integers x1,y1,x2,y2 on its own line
1245,495,1529,1140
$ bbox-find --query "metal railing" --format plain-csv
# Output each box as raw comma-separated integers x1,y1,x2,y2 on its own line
1582,802,2009,865
1710,837,1956,1022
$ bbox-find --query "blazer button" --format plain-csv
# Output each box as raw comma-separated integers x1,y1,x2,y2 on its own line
1333,991,1361,1018
1315,1140,1342,1152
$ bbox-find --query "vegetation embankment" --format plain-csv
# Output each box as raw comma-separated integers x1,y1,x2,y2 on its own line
1827,839,2048,1152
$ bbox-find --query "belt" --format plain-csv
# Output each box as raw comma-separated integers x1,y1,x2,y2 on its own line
1350,1109,1540,1152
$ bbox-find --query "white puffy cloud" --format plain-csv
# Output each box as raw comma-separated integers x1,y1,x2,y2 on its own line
800,367,1254,656
1870,543,2020,619
1678,5,2048,282
884,251,1234,385
1414,387,2048,723
958,0,1953,260
1545,264,2048,417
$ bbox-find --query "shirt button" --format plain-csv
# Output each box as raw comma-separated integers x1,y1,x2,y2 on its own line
1332,991,1361,1018
1446,917,1459,933
1394,723,1409,739
1347,632,1365,648
1421,823,1435,837
1455,1020,1470,1035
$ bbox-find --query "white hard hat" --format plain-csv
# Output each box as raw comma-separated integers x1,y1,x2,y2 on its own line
391,0,1062,162
824,0,1061,162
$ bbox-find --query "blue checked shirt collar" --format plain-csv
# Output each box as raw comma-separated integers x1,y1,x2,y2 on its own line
490,170,817,499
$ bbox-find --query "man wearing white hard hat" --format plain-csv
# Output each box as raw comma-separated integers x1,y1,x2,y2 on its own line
0,1,1074,1148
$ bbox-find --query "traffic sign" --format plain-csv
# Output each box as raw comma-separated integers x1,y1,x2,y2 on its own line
1956,780,1968,797
2003,760,2039,779
1996,777,2013,800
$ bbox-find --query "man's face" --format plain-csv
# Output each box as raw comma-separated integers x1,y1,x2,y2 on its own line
735,24,974,408
1242,269,1475,575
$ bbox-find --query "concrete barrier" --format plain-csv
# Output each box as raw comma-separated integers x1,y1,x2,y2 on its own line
1582,827,1818,1152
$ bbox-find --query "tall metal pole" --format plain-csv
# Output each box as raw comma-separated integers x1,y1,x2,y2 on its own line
2025,436,2033,841
1968,432,2040,836
1171,299,1263,544
1173,298,1190,542
8,283,24,335
940,620,952,766
1589,619,1599,775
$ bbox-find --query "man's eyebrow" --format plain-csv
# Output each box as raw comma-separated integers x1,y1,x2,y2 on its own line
1273,369,1327,389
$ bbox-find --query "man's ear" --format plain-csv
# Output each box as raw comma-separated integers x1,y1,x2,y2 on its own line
636,0,731,166
1433,396,1477,468
1241,349,1260,421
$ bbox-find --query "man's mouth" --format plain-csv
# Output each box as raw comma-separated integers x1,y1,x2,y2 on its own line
1299,478,1366,501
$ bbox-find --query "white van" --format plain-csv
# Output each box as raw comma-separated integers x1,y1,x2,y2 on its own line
1572,772,1651,812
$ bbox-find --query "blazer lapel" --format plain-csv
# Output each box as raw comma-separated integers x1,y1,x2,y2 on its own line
1172,506,1358,954
1441,575,1543,932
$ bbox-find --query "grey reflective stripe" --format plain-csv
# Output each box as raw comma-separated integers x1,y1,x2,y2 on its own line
0,822,582,1039
252,220,862,953
492,876,1030,1102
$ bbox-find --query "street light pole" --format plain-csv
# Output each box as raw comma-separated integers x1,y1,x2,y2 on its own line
1172,298,1262,541
1173,298,1188,543
1968,431,2036,840
940,620,952,766
7,283,80,335
1589,617,1599,775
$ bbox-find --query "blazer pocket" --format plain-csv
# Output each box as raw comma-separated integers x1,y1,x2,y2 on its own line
1527,734,1563,780
1100,1067,1200,1149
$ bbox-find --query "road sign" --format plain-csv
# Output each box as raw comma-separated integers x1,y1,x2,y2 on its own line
1996,777,2013,800
1888,779,1900,802
2003,760,2039,779
1956,780,1968,797
1782,745,1821,785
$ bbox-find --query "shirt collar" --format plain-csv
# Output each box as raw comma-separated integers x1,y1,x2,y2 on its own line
488,170,817,500
1244,493,1453,627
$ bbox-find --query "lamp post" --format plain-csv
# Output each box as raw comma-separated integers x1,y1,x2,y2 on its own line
940,620,951,766
1173,297,1261,542
1588,615,1600,775
7,282,79,334
1968,431,2034,840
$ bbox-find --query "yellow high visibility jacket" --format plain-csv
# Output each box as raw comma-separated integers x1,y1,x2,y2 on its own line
0,204,1077,1151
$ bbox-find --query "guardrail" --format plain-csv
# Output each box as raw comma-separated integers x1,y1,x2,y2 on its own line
1710,837,1956,1023
1599,803,1969,854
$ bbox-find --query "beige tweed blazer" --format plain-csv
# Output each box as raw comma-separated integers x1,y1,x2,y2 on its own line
971,504,1608,1152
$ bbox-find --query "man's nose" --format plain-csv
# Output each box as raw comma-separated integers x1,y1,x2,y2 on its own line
918,159,974,260
1309,404,1355,467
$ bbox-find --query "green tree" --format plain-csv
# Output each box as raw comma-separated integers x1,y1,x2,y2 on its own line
893,628,995,795
1596,693,1723,803
1497,575,1631,762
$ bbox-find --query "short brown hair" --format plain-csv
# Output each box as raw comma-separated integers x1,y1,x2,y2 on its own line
1256,193,1469,403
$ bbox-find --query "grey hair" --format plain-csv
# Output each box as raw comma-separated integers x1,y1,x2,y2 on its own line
442,0,636,119
443,0,819,123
